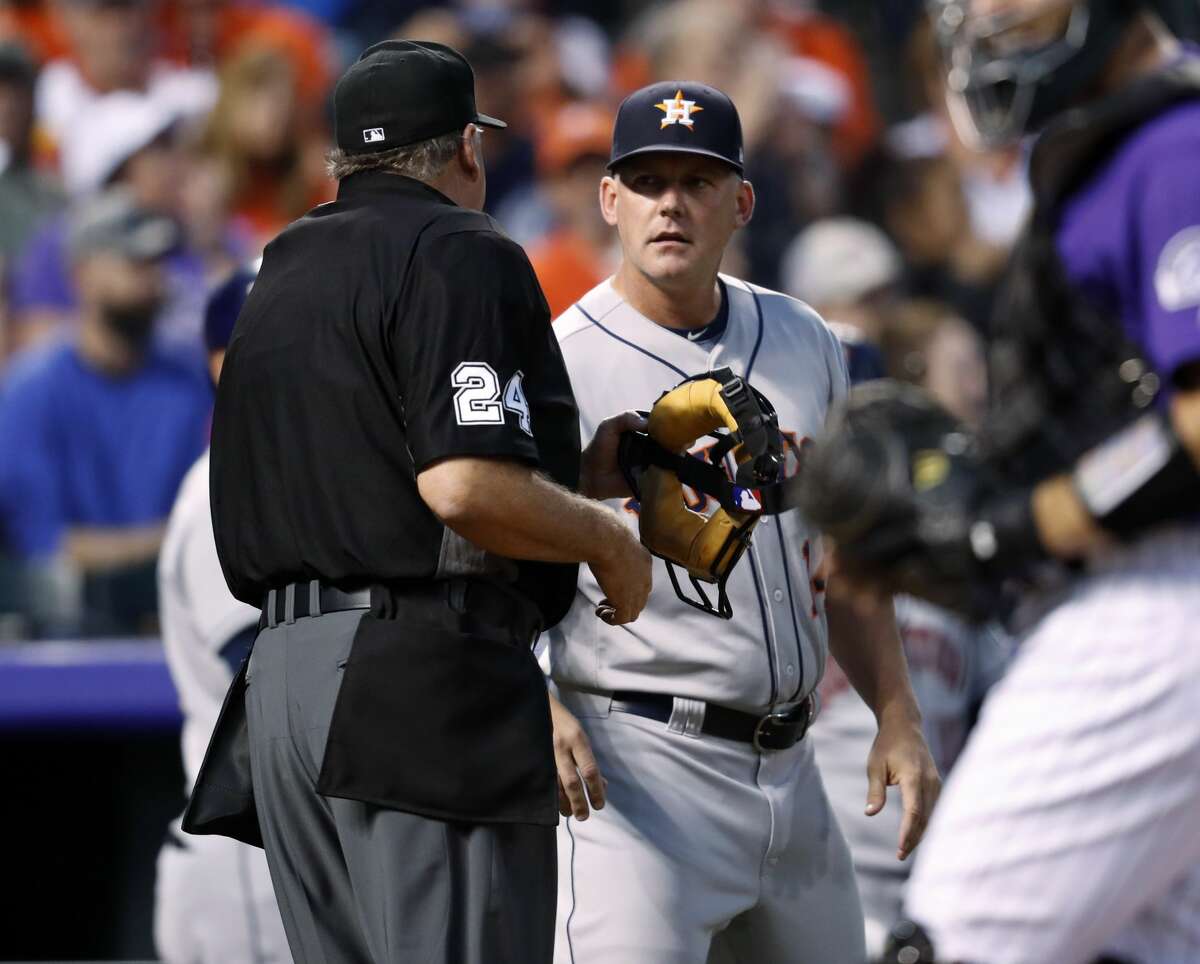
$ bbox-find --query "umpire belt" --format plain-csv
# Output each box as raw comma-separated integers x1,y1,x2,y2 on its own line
263,582,371,628
610,690,816,752
261,578,542,646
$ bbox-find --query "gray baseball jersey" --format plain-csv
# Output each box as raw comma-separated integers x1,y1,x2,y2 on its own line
547,274,849,714
547,276,865,963
159,451,260,793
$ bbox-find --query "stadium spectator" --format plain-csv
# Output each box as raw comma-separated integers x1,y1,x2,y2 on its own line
463,29,538,219
526,101,617,319
0,41,61,261
8,91,227,358
157,0,333,109
781,216,902,381
0,191,211,635
196,44,331,251
390,6,468,53
548,12,611,102
630,0,784,150
854,144,1007,333
744,55,850,288
0,0,72,65
881,298,988,429
34,0,216,158
759,0,881,168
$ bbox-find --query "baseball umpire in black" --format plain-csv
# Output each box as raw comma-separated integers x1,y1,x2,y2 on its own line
207,40,652,963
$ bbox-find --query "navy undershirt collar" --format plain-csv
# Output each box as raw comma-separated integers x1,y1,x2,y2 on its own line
668,279,729,348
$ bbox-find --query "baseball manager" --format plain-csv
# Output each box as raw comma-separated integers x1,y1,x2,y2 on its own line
206,40,651,964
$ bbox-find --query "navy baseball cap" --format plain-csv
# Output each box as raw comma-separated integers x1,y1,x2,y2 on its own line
204,260,260,353
609,81,744,174
334,40,506,156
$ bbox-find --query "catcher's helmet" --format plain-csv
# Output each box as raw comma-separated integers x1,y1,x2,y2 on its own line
929,0,1146,148
618,368,800,619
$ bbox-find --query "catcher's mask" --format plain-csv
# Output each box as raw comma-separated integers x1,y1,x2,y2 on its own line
929,0,1140,149
618,368,799,619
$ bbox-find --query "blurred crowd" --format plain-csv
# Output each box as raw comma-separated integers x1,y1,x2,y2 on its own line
0,0,1034,638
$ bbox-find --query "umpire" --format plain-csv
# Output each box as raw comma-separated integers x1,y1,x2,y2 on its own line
209,40,651,964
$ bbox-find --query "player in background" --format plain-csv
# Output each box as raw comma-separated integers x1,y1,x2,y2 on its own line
811,301,1011,957
153,262,291,964
545,81,940,963
839,2,1200,962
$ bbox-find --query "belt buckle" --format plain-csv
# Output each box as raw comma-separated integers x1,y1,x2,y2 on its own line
752,696,814,753
752,712,790,752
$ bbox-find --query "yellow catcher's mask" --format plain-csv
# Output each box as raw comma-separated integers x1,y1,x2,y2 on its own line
618,368,792,619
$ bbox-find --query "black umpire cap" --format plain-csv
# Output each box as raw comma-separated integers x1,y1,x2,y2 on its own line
609,80,744,174
334,40,507,156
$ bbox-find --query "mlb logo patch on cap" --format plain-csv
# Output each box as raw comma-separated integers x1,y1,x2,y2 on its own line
363,128,386,144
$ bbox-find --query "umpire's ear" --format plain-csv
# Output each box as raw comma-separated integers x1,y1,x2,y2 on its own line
457,123,484,181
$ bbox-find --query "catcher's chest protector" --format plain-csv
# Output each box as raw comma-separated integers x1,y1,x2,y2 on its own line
985,61,1200,486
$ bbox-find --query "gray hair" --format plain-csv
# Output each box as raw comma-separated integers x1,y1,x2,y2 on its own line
326,130,463,183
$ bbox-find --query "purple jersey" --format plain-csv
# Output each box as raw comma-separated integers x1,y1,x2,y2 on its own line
1056,87,1200,385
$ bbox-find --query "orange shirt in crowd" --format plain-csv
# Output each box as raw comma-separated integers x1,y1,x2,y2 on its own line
529,228,608,322
157,1,332,107
763,10,880,168
0,3,69,63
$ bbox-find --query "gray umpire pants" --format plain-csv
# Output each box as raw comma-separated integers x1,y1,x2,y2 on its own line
245,608,556,964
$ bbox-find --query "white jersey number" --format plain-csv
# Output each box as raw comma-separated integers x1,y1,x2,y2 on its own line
452,362,532,435
503,371,533,436
452,362,503,425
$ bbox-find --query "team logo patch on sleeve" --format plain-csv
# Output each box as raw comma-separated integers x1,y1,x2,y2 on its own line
1154,226,1200,312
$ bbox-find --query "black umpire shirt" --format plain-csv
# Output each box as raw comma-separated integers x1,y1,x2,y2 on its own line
210,171,581,629
210,171,582,826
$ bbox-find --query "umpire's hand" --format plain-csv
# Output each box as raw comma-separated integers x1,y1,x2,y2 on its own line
549,692,606,820
589,524,653,625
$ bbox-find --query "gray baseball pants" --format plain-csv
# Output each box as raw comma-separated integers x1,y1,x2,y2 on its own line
245,608,556,964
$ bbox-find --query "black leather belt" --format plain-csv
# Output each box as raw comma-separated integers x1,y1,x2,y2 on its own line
261,578,541,646
610,690,816,752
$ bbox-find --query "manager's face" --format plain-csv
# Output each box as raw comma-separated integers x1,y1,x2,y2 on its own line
601,152,753,289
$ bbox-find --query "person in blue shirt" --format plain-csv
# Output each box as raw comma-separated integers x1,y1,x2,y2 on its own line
0,190,211,634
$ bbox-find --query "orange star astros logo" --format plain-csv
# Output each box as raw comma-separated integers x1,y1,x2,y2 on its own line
655,89,703,130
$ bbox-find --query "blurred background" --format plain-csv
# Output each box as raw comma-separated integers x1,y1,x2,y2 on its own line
0,0,1195,959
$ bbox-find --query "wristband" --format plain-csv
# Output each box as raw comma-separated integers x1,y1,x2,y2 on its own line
1072,412,1200,538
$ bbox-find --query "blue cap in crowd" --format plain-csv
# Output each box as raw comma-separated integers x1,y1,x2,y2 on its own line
204,259,260,353
609,80,744,174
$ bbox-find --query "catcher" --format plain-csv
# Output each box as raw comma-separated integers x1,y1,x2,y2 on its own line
802,3,1200,962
